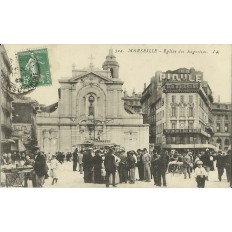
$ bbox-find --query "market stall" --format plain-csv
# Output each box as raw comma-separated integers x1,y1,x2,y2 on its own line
1,166,34,187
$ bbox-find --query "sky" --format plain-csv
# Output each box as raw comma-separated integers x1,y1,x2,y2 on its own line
5,44,231,105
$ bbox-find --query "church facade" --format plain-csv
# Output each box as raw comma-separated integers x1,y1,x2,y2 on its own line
36,49,149,153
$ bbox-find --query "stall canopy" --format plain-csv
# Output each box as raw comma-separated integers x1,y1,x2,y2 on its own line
1,139,15,144
11,139,26,152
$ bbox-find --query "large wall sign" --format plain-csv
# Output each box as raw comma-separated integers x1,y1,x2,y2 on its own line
159,68,203,82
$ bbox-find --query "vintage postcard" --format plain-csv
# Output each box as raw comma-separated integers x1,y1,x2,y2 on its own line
0,44,231,188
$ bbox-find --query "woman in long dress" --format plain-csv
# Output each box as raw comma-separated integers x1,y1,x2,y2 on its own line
93,150,102,184
132,151,139,181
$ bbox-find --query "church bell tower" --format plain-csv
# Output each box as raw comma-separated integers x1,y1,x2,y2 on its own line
102,48,119,79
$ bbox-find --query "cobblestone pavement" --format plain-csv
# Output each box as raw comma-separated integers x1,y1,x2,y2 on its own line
42,162,230,188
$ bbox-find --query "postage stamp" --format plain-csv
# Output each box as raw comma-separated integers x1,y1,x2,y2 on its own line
16,48,52,88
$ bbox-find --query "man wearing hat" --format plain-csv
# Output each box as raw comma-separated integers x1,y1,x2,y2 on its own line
33,147,47,187
72,148,78,171
194,160,208,188
82,148,94,183
200,149,211,180
137,149,144,181
215,151,225,182
142,148,151,182
118,149,128,183
224,150,231,183
104,148,117,187
183,151,193,179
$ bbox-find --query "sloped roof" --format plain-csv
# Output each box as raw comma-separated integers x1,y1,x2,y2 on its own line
40,102,58,113
124,104,137,114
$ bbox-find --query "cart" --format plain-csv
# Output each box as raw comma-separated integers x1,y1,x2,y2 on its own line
2,167,34,187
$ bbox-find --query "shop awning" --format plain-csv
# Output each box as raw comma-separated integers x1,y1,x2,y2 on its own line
1,139,15,144
11,139,26,152
162,143,217,150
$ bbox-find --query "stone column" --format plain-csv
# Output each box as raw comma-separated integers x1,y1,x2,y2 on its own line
107,90,113,116
71,89,76,117
59,88,65,115
113,89,117,116
64,88,70,116
118,90,122,116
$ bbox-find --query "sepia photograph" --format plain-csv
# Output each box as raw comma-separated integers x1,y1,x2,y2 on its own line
1,44,231,188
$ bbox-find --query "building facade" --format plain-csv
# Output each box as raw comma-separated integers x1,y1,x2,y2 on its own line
122,89,142,114
11,96,38,152
36,49,149,153
0,45,14,153
141,68,215,151
211,102,231,151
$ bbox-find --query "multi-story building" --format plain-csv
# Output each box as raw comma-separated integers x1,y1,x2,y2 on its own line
11,96,39,152
122,89,142,114
140,82,156,143
0,45,14,153
211,102,231,151
141,68,215,152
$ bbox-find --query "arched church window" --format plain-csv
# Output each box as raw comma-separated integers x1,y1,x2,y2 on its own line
88,95,95,116
110,68,114,78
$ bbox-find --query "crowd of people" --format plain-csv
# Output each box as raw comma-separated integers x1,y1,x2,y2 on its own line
1,146,231,188
71,146,232,188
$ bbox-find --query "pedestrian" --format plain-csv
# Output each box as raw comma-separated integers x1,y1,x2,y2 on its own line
100,151,106,183
93,150,102,184
209,153,214,171
104,149,117,187
137,149,144,181
127,151,136,184
194,160,207,188
194,155,200,170
61,152,65,163
111,152,120,185
224,150,231,183
157,150,169,187
33,148,47,187
72,148,78,171
6,153,12,165
167,151,178,173
183,152,192,179
229,150,232,188
131,151,139,180
45,152,49,162
142,148,151,182
119,150,128,183
215,151,225,181
23,155,36,187
200,149,211,180
151,152,161,185
83,149,94,183
78,150,84,174
177,153,184,174
50,155,59,185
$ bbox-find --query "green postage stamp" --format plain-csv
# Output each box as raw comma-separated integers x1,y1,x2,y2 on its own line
17,48,52,88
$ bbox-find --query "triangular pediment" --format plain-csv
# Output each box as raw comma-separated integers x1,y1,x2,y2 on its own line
70,71,113,83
